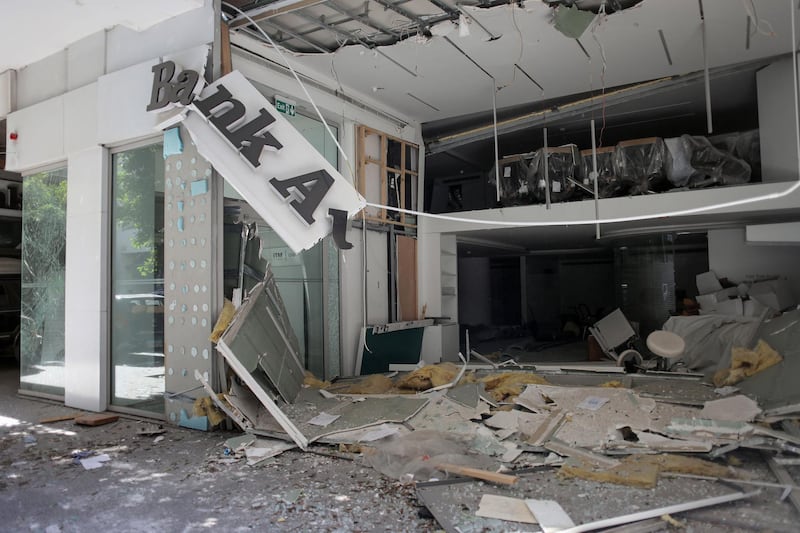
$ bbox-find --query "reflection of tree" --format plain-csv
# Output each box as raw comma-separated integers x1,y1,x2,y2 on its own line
114,145,162,277
21,170,67,364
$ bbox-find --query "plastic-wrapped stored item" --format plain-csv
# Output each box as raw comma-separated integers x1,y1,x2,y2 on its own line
664,136,698,187
491,152,539,206
710,129,761,182
531,144,582,203
613,137,669,194
580,146,625,198
681,135,751,187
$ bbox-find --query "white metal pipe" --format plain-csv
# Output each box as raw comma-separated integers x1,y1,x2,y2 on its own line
590,119,600,239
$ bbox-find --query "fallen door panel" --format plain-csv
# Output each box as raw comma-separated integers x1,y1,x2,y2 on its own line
219,273,304,403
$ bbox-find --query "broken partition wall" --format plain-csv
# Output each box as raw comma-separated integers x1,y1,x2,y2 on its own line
217,268,427,449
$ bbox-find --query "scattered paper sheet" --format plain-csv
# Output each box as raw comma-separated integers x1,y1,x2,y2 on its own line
577,396,609,411
307,412,341,427
80,454,111,470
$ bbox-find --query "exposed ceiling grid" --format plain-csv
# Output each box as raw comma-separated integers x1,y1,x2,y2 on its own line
225,0,796,124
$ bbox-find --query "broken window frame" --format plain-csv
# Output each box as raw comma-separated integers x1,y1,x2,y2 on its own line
356,125,419,228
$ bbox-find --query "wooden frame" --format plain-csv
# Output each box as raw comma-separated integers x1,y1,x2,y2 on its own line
356,125,419,228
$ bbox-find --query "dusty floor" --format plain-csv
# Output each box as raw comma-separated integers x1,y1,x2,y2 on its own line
0,359,434,532
1,358,799,532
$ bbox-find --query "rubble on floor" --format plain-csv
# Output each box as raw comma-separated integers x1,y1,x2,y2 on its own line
204,269,800,531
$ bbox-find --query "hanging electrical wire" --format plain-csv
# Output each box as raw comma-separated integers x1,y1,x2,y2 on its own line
743,0,776,37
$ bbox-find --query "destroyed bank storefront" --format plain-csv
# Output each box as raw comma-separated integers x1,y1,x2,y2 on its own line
4,2,420,426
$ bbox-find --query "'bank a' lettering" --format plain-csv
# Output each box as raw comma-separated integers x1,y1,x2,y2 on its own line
193,84,283,168
146,61,200,111
270,170,335,225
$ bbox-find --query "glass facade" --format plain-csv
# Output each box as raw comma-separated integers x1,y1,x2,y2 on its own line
20,167,67,395
223,110,341,378
110,144,165,413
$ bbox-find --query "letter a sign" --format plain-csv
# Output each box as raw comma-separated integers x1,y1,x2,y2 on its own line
148,64,364,253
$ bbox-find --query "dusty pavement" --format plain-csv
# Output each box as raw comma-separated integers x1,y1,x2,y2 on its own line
2,355,800,533
0,359,435,533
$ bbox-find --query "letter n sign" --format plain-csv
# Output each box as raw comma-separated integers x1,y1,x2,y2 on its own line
178,71,365,253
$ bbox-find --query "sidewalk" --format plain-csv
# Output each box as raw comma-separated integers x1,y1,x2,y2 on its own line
0,359,433,533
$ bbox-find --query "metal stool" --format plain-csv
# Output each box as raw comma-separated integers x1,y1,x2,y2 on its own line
646,330,685,371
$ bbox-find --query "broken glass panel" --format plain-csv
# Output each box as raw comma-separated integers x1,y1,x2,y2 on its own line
20,166,67,395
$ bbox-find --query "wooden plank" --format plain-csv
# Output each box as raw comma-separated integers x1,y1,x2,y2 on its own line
617,137,659,147
396,235,417,321
362,215,417,228
39,414,79,424
356,125,366,220
220,21,232,76
400,142,407,224
74,413,120,426
380,134,387,221
435,463,518,485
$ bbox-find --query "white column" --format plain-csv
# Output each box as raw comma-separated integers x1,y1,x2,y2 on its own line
64,146,109,411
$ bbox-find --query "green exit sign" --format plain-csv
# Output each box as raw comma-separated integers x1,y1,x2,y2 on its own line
275,96,296,116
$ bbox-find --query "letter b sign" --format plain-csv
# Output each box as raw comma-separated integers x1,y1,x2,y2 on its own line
147,61,201,111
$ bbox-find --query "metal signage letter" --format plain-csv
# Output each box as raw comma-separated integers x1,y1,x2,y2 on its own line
270,170,335,225
146,60,200,111
193,84,282,168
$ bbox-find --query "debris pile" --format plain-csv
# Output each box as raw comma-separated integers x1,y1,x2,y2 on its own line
203,269,800,531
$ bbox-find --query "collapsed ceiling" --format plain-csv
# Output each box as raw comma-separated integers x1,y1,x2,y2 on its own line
223,0,645,54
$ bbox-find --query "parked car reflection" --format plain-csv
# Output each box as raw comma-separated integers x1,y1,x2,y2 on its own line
113,292,164,366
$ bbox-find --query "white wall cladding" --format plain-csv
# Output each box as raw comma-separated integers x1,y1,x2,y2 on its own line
163,127,217,425
64,146,109,411
8,3,215,412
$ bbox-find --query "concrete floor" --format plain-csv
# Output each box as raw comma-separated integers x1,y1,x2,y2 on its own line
1,357,800,532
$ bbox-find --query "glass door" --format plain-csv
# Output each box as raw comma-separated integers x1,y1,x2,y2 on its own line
110,143,165,414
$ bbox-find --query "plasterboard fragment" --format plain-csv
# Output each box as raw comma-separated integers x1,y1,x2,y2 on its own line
244,438,295,465
545,438,620,469
525,499,575,533
307,412,340,427
667,418,753,439
475,494,537,524
700,395,762,422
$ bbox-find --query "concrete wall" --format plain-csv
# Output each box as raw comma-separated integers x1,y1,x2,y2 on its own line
708,228,800,302
6,2,215,411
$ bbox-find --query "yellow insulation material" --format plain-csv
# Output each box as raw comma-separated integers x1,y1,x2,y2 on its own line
337,373,396,395
304,371,331,390
599,380,624,388
396,363,461,391
559,460,659,489
713,339,782,387
192,396,227,427
479,372,550,402
209,299,236,344
630,453,739,479
559,453,739,489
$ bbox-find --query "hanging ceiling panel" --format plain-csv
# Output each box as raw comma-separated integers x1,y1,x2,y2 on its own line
227,0,798,124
